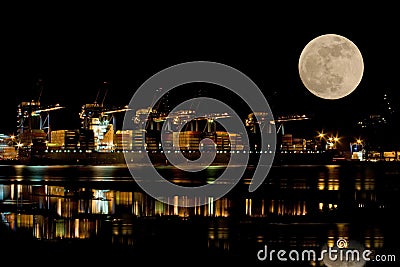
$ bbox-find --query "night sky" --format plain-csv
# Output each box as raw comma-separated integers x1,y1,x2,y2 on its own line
1,9,398,143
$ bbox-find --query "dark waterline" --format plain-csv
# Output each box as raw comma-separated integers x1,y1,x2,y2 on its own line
0,163,399,266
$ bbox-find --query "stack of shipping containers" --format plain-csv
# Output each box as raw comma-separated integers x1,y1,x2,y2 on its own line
79,129,95,151
114,130,133,151
50,130,79,150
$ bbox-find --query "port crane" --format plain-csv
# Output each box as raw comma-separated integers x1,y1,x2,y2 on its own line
103,105,132,131
245,112,311,135
78,83,133,151
80,82,131,132
16,77,65,143
273,114,311,135
34,104,65,138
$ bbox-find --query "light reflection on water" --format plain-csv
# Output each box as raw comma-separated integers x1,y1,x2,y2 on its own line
0,164,398,265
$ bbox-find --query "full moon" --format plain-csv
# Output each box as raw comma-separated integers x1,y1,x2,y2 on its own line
298,33,364,100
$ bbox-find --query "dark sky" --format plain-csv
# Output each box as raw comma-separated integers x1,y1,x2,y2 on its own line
1,8,398,141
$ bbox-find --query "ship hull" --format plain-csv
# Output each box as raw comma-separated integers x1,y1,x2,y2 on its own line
18,150,336,166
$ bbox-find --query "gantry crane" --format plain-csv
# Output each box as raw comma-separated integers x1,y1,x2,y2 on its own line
34,104,65,139
273,114,311,135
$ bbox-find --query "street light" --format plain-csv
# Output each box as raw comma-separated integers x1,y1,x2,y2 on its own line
317,130,326,140
326,134,341,150
315,130,327,152
351,137,364,161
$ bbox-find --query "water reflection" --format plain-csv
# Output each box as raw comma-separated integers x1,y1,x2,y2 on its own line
317,165,340,191
0,164,398,264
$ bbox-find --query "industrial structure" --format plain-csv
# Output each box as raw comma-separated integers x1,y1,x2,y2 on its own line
11,97,328,165
2,83,342,164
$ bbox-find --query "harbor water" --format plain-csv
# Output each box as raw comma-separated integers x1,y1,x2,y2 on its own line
0,163,399,266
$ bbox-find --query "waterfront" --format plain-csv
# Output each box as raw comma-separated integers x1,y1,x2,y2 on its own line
0,163,399,266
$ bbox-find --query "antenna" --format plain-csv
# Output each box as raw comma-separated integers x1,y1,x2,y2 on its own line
94,89,100,104
151,87,162,110
36,78,44,103
101,81,109,106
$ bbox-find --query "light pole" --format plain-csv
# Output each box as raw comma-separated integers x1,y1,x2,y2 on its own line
316,130,326,151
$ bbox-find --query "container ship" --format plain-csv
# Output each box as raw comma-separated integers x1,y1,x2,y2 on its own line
5,92,335,166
